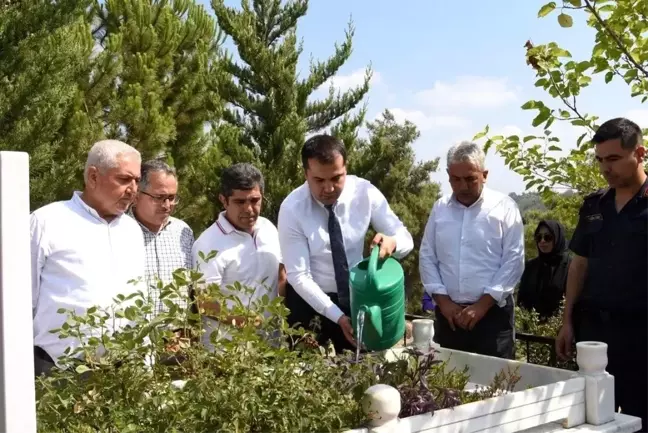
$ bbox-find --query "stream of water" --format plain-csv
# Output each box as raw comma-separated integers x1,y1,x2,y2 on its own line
355,309,365,363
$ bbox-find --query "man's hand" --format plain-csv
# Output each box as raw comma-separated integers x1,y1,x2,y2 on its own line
555,322,574,361
436,296,464,331
456,296,494,330
371,233,397,259
337,315,357,347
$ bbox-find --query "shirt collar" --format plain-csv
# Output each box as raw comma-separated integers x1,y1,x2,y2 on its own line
602,171,648,201
450,186,487,209
216,211,258,236
308,175,352,211
71,191,119,224
638,172,648,199
127,207,172,234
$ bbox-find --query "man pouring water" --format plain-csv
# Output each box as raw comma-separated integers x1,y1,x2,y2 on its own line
278,134,414,353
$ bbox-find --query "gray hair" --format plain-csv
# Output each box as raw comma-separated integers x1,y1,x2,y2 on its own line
220,163,265,198
84,139,141,183
140,159,177,191
446,141,486,170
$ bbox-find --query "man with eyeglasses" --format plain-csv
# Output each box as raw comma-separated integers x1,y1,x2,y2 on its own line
129,159,194,319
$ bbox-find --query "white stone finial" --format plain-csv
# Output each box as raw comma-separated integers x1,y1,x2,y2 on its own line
576,341,608,375
362,384,401,429
576,341,616,426
412,319,434,352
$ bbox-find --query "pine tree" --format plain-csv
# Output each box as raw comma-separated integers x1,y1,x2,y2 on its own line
1,0,231,223
92,0,231,229
0,0,100,209
212,0,372,220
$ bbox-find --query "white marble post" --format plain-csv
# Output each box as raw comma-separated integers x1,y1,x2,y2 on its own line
0,152,37,433
349,343,640,433
575,341,616,425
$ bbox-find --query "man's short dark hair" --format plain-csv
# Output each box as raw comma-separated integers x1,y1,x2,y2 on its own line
592,117,643,150
220,163,264,198
301,134,347,170
140,159,177,191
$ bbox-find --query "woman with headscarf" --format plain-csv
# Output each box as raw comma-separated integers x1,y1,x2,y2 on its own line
517,220,571,320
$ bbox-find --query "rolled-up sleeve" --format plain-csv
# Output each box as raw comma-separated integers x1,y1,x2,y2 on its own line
419,201,448,296
278,203,343,324
484,200,525,304
367,184,414,259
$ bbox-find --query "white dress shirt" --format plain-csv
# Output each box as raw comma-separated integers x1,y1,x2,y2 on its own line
278,175,414,324
31,192,145,364
191,212,282,347
419,187,524,307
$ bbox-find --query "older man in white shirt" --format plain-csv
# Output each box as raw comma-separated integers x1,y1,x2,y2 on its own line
192,163,285,349
419,141,524,359
31,140,146,375
278,134,414,353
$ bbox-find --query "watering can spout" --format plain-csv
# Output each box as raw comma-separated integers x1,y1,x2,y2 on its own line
360,305,383,338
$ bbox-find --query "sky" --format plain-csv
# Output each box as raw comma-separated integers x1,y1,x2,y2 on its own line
214,0,648,196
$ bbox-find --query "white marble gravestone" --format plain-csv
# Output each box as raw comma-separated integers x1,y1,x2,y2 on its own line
0,152,37,432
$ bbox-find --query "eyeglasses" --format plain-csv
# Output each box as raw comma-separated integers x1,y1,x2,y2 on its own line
535,234,554,243
140,190,180,205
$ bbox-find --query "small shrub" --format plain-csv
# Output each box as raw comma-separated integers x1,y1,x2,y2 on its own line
515,303,577,370
36,261,529,432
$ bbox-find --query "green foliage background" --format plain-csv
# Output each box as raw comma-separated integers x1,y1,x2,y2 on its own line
0,0,440,309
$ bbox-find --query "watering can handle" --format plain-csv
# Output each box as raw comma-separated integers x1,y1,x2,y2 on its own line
368,244,380,292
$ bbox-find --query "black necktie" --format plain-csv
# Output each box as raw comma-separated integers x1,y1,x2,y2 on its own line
325,204,350,312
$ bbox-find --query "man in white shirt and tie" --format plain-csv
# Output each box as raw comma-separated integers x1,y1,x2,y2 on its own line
192,163,285,349
419,141,524,359
278,134,414,353
31,140,146,375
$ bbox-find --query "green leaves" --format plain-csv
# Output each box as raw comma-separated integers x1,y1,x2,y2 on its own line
538,2,557,17
34,258,525,432
75,364,90,374
557,13,573,28
531,107,552,127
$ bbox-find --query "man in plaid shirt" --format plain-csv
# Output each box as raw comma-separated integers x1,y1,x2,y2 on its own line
129,159,194,317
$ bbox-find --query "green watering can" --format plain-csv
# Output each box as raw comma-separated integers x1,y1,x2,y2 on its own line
349,245,406,352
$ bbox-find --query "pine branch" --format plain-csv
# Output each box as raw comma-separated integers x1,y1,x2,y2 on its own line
265,0,306,46
302,21,354,93
305,78,369,132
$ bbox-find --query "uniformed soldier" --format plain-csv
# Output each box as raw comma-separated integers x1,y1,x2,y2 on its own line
555,117,647,430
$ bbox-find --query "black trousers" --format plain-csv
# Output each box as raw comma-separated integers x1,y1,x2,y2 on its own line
574,306,647,432
284,283,355,354
433,295,515,359
34,346,56,377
